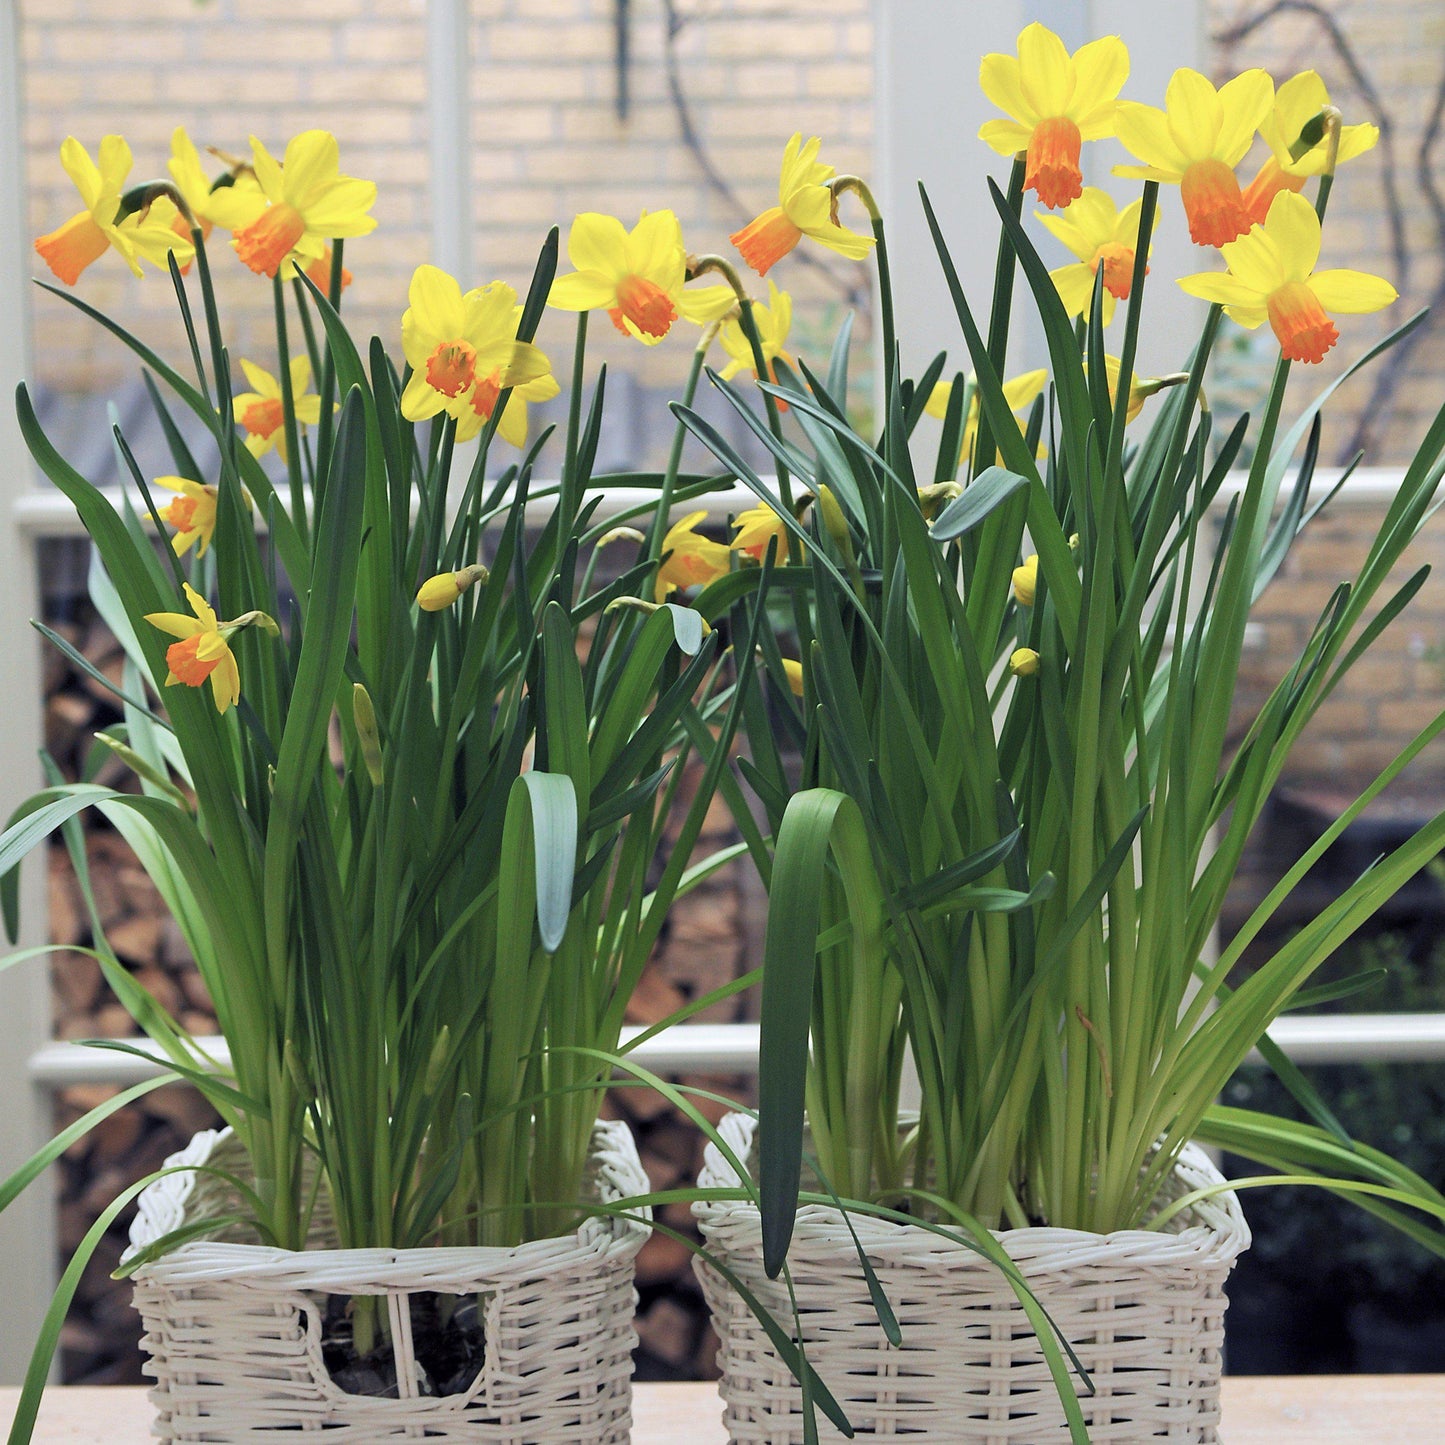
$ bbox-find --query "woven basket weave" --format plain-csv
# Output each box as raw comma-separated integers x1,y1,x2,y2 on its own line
695,1113,1250,1444
126,1118,649,1443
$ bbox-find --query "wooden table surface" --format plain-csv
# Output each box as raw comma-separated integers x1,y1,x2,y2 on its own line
3,1377,1442,1442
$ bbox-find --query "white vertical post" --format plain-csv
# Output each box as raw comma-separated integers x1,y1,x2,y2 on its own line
0,0,58,1387
428,0,473,282
873,1,1203,383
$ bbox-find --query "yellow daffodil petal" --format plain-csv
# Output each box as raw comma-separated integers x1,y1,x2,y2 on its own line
1071,36,1131,135
567,212,630,276
239,357,279,398
979,54,1036,129
1307,269,1398,314
978,118,1037,157
1017,21,1074,116
547,270,618,311
143,610,204,641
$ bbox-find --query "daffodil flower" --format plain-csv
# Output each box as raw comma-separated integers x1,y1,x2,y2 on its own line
1009,647,1041,677
781,658,805,697
720,281,795,399
400,266,557,446
1241,71,1379,225
730,134,875,276
926,369,1048,469
730,503,791,562
548,211,734,345
143,583,251,713
1177,190,1396,364
979,24,1130,210
654,512,732,601
234,357,325,462
34,136,194,285
152,476,220,558
227,130,376,278
1037,188,1154,326
1115,68,1274,247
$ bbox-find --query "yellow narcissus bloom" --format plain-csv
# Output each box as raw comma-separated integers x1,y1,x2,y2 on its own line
731,503,791,562
1241,71,1379,225
730,134,875,277
979,24,1130,210
781,658,805,697
1009,647,1040,677
228,130,377,278
720,282,795,395
1037,188,1154,326
1115,68,1274,247
1012,555,1038,605
926,369,1048,468
1178,190,1396,364
401,267,557,447
144,583,242,714
234,357,324,462
152,476,220,558
549,211,734,345
655,511,732,601
34,136,194,285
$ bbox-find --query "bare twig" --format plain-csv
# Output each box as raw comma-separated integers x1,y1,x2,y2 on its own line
1214,0,1408,288
1214,1,1441,460
1341,61,1445,461
658,0,866,309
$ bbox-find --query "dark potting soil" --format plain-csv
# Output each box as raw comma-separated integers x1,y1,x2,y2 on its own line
319,1291,487,1398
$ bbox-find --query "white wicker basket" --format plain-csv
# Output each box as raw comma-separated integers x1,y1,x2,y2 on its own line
694,1113,1250,1444
127,1119,650,1443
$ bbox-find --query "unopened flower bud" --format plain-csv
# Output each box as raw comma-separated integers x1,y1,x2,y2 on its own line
1012,554,1038,606
597,526,646,549
416,563,489,612
352,684,384,787
781,658,805,697
917,482,961,521
1009,647,1040,677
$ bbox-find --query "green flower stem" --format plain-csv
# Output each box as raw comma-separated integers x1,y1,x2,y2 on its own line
314,240,345,478
973,156,1027,474
272,274,307,534
561,310,589,535
648,324,715,560
737,296,792,512
832,176,894,410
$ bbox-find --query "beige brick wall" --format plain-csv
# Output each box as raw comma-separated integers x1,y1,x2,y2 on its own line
1208,0,1445,470
19,0,874,453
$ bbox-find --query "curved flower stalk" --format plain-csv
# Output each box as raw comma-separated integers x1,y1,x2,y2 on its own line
979,23,1130,210
1037,188,1154,325
730,133,876,275
1115,67,1274,246
1242,70,1378,224
548,209,734,344
1178,190,1397,363
34,136,194,284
